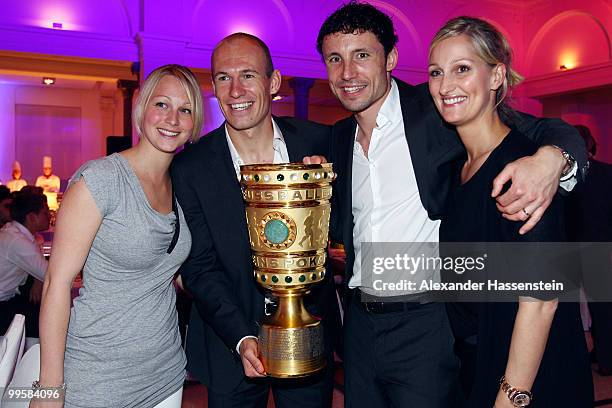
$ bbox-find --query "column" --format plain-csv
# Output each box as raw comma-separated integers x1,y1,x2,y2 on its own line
288,77,315,120
117,79,139,141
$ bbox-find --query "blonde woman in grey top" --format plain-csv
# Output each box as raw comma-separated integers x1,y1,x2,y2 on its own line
32,65,203,408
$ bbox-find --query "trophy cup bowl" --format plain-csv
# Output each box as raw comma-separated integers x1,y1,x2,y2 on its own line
240,163,335,378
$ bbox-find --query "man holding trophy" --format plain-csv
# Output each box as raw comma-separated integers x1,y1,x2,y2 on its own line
172,33,339,407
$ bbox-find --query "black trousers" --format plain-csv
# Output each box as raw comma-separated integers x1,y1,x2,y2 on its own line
589,301,612,370
0,282,40,337
344,293,459,408
207,354,334,408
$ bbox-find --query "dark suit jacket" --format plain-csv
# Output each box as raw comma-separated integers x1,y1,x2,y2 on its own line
329,78,588,289
566,159,612,242
171,116,339,393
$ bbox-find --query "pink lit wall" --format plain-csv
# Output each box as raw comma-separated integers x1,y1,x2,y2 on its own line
1,0,612,172
271,102,349,126
202,95,226,134
0,0,134,35
1,1,611,81
522,6,611,78
543,89,612,164
0,85,17,183
0,0,137,61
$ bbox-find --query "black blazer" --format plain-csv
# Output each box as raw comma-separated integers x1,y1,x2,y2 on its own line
171,116,339,393
329,78,588,288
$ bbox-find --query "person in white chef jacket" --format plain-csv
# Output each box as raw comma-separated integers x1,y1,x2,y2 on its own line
35,156,61,193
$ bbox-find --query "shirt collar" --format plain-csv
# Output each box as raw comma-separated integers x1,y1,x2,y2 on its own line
354,79,401,142
225,118,286,176
271,119,286,155
377,78,401,129
11,221,35,242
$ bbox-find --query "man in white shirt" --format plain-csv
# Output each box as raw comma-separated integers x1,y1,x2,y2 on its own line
317,3,586,407
0,191,50,336
172,33,339,408
0,186,12,228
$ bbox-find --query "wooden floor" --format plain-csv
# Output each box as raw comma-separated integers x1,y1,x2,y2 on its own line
181,370,345,408
181,333,612,407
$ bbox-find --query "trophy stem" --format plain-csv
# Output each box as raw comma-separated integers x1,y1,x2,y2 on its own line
259,292,326,378
272,292,317,328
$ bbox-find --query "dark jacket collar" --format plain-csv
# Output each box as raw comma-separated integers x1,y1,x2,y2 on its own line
333,77,431,212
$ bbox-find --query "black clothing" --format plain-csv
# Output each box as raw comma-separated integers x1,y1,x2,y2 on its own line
172,117,340,405
566,158,612,372
441,130,593,407
329,79,588,292
344,293,458,408
207,362,334,408
329,77,588,407
0,276,40,337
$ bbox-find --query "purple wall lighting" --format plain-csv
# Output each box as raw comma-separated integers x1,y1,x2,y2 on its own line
1,0,612,178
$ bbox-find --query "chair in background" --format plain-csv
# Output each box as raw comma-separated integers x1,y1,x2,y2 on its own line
24,338,39,353
2,344,41,407
152,388,183,408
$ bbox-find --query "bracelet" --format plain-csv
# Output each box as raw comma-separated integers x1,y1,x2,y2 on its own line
32,380,67,391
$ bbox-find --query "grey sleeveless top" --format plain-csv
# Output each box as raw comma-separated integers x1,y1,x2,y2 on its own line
63,153,190,407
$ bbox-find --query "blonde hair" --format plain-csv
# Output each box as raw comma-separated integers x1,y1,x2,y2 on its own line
133,64,203,142
430,16,523,118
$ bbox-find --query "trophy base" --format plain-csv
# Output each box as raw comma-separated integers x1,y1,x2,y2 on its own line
258,292,325,378
259,321,326,378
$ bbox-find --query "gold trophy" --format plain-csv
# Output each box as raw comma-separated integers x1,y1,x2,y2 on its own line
240,163,335,378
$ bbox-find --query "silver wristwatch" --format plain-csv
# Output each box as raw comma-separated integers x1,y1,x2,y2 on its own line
551,145,576,180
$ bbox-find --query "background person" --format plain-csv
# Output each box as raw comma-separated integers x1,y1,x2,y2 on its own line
33,64,203,408
7,160,28,192
567,124,612,377
0,190,49,336
35,156,61,193
0,185,12,227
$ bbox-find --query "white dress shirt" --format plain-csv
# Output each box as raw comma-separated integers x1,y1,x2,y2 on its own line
225,119,289,179
560,160,578,191
225,118,289,352
349,80,440,295
0,221,48,301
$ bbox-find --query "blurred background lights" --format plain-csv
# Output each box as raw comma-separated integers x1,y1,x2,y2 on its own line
559,49,578,70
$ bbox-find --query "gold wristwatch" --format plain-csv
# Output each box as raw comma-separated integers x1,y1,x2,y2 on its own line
500,376,532,407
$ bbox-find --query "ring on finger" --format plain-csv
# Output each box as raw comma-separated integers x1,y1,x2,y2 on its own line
522,207,531,218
